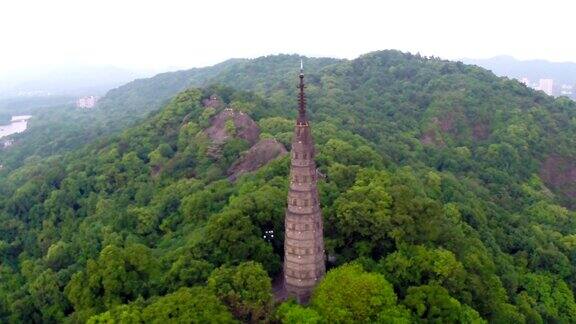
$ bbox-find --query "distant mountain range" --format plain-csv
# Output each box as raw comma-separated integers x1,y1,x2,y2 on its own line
4,56,575,101
0,65,157,99
462,55,576,85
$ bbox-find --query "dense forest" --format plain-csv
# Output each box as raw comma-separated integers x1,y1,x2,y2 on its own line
0,57,338,172
1,50,576,323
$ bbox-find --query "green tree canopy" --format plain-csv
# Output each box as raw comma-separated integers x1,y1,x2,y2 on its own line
310,263,410,322
208,261,273,322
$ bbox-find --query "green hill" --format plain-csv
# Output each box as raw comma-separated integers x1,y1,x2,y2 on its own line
1,50,576,322
0,55,339,172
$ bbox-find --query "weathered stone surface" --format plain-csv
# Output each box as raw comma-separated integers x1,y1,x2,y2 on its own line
540,155,576,205
472,122,490,141
421,129,445,147
204,108,260,146
227,138,288,180
203,108,261,158
202,94,222,109
421,112,491,146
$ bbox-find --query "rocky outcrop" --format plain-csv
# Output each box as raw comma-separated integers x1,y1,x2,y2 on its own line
421,112,491,146
421,129,445,147
204,108,261,158
472,122,490,141
540,155,576,202
420,115,454,147
203,94,222,109
202,108,288,179
204,108,260,146
227,138,288,180
436,114,455,133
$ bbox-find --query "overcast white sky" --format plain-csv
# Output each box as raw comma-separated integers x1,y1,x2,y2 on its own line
0,0,574,75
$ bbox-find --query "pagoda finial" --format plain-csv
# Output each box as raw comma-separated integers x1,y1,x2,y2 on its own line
298,60,307,124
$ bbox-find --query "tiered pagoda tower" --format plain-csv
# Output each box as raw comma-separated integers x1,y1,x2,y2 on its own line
283,62,326,303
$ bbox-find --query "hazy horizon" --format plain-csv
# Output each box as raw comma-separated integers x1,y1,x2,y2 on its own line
1,53,574,82
1,0,575,76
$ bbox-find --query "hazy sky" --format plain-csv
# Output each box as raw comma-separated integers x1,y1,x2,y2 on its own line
0,0,574,74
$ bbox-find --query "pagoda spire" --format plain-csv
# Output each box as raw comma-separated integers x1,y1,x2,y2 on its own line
283,62,326,304
297,59,307,125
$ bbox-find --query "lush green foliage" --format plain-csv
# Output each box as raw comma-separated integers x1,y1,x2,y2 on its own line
1,51,576,322
86,286,236,323
311,263,409,322
207,262,273,322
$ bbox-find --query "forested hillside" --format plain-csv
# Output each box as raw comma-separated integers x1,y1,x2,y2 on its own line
1,50,576,323
0,56,339,172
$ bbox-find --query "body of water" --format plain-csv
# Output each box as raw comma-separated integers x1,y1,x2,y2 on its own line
0,115,32,139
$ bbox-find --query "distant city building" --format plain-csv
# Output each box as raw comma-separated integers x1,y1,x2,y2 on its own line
16,90,52,97
1,139,13,148
76,96,98,108
537,79,554,96
560,84,574,97
515,77,576,99
11,115,32,122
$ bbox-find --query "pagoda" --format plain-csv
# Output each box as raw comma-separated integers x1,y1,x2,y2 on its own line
283,62,326,303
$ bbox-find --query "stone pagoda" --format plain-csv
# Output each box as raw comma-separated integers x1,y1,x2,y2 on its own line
283,62,326,303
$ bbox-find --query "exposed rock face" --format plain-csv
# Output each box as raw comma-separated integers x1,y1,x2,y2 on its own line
202,108,286,177
227,138,288,180
472,122,490,141
421,129,445,147
204,108,260,146
202,94,222,109
540,155,576,202
421,112,491,146
420,115,454,147
436,114,455,133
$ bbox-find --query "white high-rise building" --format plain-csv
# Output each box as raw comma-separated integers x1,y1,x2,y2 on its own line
537,79,554,96
76,96,98,108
